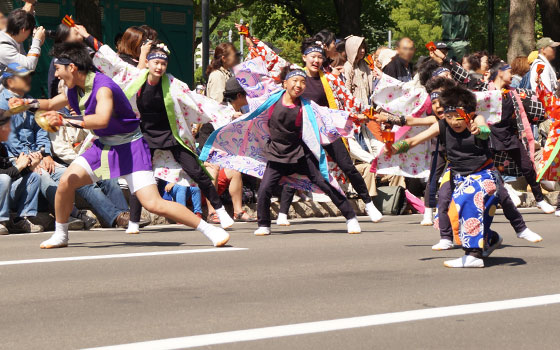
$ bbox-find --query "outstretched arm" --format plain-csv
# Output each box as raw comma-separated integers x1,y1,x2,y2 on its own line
43,88,114,130
392,122,440,154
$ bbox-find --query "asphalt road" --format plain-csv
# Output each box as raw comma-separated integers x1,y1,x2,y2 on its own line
1,209,560,349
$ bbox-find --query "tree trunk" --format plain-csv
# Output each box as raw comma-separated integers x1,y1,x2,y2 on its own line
332,0,362,37
538,0,560,69
75,0,102,39
507,0,536,63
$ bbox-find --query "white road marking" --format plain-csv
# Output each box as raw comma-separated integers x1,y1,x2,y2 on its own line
84,293,560,350
0,247,247,266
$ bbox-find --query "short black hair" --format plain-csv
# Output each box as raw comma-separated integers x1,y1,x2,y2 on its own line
50,42,96,72
439,86,477,114
425,76,457,94
6,9,35,36
417,59,441,86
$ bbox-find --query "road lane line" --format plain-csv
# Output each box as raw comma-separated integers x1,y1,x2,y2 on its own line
84,293,560,350
0,247,247,266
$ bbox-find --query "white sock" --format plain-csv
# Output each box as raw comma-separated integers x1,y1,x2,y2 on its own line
54,222,69,236
196,219,213,234
127,221,139,231
365,201,383,222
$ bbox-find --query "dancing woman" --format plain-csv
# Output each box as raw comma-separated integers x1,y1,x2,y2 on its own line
75,26,235,232
240,26,383,224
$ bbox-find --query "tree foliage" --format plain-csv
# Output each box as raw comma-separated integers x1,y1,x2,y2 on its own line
390,0,443,57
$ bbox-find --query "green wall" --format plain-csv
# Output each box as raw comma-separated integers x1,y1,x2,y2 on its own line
4,0,194,97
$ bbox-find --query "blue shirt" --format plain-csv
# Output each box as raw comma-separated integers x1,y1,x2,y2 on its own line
0,88,51,157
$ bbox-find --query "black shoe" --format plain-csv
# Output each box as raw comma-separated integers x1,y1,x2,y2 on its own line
77,211,97,230
139,218,151,228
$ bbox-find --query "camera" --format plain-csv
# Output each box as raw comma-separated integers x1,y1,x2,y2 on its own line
45,29,57,39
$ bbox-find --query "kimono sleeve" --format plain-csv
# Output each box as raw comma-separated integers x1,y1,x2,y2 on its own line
249,41,291,80
93,45,140,87
327,72,369,114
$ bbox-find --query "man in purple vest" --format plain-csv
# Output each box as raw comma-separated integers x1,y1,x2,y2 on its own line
11,42,230,249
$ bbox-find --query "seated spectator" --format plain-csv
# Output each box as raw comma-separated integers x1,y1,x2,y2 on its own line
198,77,256,223
49,108,130,228
0,9,45,71
0,63,96,229
162,182,202,219
0,109,43,234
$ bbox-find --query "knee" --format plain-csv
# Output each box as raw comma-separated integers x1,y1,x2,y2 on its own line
141,196,165,215
26,172,41,187
0,174,11,190
58,173,78,192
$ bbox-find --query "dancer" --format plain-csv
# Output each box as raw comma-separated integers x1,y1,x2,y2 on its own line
393,86,501,268
239,26,383,224
430,49,555,214
254,67,359,235
201,59,362,235
13,42,229,248
74,26,235,232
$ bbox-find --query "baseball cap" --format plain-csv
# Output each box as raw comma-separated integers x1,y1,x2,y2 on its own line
536,37,560,50
1,63,32,81
528,50,539,64
224,76,245,95
435,41,448,50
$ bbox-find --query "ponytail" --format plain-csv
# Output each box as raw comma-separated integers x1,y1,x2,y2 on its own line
206,42,236,76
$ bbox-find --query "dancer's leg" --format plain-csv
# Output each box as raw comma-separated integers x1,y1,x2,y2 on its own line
323,138,371,204
171,147,233,228
40,163,94,249
256,161,285,230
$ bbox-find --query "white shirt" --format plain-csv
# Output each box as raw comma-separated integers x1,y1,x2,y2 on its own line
530,54,558,94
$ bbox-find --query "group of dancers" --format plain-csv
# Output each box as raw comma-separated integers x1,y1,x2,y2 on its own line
11,22,559,268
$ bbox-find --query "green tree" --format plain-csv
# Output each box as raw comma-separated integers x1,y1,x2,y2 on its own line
468,0,509,59
390,0,443,57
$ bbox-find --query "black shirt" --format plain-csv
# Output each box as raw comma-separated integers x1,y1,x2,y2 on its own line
489,93,520,151
439,119,490,176
264,98,304,163
0,143,25,179
383,56,412,82
137,80,177,149
301,75,328,107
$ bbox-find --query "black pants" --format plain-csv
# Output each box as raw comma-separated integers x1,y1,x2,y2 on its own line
258,151,356,227
279,138,371,214
130,145,223,222
424,149,447,208
504,147,544,202
438,171,527,241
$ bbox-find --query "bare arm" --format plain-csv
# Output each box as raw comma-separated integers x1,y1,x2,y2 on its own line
406,115,438,126
82,87,113,130
22,0,37,13
36,93,70,111
404,122,440,148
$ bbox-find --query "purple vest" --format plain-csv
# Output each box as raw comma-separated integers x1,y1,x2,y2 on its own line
67,72,139,137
